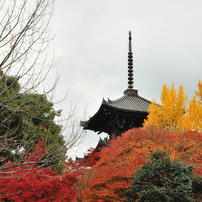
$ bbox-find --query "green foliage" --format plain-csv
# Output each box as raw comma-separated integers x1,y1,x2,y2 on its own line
0,75,66,173
125,150,200,202
191,175,202,200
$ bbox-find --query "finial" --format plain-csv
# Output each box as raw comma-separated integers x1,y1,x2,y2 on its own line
128,31,133,89
128,31,132,52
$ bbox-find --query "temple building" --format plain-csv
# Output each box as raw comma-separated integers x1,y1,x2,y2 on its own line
81,32,151,139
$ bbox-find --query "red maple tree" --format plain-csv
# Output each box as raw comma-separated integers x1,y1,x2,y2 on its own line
83,128,202,201
66,147,102,201
0,141,78,201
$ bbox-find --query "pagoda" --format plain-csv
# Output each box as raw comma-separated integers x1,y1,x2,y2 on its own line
81,32,151,139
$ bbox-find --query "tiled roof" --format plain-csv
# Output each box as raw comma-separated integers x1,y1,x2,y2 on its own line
103,89,150,113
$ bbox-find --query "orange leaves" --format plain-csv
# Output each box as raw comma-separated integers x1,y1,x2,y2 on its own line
0,157,5,162
80,82,202,201
40,125,46,130
83,128,202,201
136,155,144,165
39,125,48,132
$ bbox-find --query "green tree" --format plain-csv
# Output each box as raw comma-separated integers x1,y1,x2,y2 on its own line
125,150,201,202
0,75,66,172
0,0,83,174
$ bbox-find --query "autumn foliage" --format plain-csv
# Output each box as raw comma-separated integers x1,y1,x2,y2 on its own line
67,148,102,201
144,80,202,132
0,141,77,201
83,128,201,201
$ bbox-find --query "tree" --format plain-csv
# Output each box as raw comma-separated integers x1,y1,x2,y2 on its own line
0,75,67,172
144,81,201,132
184,80,202,132
0,141,78,201
83,128,201,201
125,150,200,202
66,148,102,201
0,0,83,174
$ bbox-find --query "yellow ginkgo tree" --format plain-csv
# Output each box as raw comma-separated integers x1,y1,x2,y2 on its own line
184,81,202,132
144,81,201,132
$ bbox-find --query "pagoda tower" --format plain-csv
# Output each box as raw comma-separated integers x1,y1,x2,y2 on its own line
81,32,151,139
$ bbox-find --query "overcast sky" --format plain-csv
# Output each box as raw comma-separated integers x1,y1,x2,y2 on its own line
52,0,202,158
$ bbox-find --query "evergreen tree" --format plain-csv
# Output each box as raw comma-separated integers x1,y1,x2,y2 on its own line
0,0,83,175
0,75,66,172
125,150,201,202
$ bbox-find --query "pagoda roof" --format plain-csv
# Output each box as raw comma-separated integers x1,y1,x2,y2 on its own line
81,89,151,135
103,89,150,113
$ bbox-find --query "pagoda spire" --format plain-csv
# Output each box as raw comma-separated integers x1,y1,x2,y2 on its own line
128,31,133,89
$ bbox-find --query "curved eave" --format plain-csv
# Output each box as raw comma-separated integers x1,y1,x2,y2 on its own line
80,103,105,129
80,102,149,133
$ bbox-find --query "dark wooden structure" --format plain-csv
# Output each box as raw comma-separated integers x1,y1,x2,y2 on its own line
81,32,151,138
